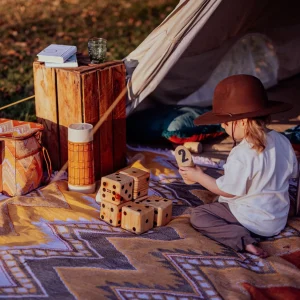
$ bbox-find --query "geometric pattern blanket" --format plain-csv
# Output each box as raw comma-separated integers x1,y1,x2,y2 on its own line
0,149,299,300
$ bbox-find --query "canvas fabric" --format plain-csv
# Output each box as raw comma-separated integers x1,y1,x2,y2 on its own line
0,119,48,196
124,0,300,112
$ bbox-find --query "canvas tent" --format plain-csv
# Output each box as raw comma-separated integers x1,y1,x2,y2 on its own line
124,0,300,114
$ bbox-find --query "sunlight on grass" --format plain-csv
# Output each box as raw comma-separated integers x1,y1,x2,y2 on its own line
0,0,178,120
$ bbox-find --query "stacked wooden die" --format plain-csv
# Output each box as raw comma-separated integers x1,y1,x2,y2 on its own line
120,167,149,199
97,167,172,234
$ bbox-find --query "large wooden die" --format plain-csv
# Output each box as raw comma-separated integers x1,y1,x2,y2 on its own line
120,167,150,199
100,200,128,227
121,202,154,234
100,172,134,204
137,196,172,227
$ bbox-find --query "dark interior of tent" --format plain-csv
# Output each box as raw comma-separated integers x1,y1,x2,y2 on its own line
126,33,300,153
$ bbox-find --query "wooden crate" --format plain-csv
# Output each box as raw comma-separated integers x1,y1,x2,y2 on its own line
33,56,127,180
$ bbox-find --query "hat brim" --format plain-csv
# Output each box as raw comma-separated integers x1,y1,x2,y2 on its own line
194,101,293,125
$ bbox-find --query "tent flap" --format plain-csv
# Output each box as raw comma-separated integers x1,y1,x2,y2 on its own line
124,0,300,114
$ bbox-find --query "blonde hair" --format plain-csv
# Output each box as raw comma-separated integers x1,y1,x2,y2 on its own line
244,116,270,153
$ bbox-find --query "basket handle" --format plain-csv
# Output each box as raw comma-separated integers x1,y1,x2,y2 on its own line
42,146,52,184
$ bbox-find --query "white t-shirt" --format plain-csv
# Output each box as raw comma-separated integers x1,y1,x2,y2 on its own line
217,130,298,236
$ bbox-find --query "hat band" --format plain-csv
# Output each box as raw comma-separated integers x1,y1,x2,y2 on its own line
213,106,266,117
214,112,234,117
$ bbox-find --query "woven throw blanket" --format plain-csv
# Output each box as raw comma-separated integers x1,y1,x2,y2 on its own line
0,149,299,299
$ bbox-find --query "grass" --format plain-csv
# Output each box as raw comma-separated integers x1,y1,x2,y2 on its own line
0,0,178,121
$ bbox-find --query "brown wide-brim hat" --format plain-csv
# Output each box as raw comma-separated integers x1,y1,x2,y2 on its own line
194,74,293,125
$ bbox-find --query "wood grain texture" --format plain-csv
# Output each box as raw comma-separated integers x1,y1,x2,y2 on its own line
100,172,134,205
99,200,129,227
121,203,154,234
56,69,82,167
98,68,114,178
81,70,100,180
112,63,126,171
33,62,60,169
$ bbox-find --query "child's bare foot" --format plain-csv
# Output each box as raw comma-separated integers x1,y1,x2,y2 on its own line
245,244,269,258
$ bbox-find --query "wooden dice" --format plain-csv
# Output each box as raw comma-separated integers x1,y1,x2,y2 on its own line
121,202,154,234
136,196,172,227
120,167,150,199
96,167,173,234
99,200,129,226
100,172,134,204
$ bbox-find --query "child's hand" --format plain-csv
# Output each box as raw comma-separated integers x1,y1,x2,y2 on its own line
179,165,203,183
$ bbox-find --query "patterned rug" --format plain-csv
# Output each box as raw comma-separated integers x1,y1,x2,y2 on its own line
0,149,299,300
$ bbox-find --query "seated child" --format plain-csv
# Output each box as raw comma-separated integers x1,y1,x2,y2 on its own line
179,75,298,258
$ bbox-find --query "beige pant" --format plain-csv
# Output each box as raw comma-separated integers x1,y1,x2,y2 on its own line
190,202,258,251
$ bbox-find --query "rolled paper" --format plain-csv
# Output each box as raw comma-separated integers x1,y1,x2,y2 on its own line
68,123,96,193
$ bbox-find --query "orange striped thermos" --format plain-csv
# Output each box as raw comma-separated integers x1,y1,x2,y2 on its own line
68,123,95,193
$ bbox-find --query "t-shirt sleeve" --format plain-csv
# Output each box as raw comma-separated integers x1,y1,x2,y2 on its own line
216,157,249,196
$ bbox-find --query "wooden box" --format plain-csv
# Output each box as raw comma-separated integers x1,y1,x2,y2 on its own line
33,56,126,180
